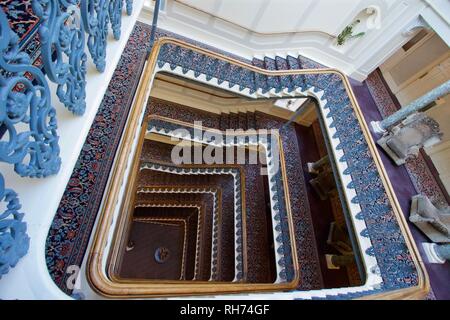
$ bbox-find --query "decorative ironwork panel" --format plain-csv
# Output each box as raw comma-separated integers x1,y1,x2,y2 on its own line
125,0,133,16
0,173,30,278
32,0,87,116
109,0,123,40
81,0,133,72
0,9,61,177
81,0,109,72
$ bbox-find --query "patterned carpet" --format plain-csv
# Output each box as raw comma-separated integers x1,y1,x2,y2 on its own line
45,21,257,293
255,112,324,290
139,139,239,282
44,22,265,287
45,20,422,298
45,23,152,293
1,1,43,68
146,99,281,284
363,70,448,300
146,97,323,287
119,217,187,280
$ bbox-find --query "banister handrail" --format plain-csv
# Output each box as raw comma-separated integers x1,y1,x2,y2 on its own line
86,36,429,299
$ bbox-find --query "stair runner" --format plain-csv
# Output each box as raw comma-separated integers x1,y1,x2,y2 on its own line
135,98,322,289
134,198,208,280
48,24,422,299
101,44,421,295
150,42,419,296
134,193,208,281
138,173,234,281
157,44,326,98
146,118,295,284
140,139,274,283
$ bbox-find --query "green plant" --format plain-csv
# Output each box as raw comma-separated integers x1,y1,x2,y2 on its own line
337,19,366,46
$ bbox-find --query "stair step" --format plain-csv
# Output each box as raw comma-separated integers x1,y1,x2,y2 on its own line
138,167,237,282
264,57,282,93
238,112,247,130
298,55,324,90
220,113,229,131
298,55,324,69
247,112,256,130
228,64,242,89
286,55,306,91
229,112,238,130
252,58,270,94
275,56,292,91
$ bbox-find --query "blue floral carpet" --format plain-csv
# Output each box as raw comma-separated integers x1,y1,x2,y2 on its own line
45,22,152,294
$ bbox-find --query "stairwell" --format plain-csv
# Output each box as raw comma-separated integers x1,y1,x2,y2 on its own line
112,96,364,291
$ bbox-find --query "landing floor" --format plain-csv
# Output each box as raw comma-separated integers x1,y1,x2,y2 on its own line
351,74,450,300
120,220,185,280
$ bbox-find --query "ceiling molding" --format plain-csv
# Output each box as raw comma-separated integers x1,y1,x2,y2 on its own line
174,0,337,38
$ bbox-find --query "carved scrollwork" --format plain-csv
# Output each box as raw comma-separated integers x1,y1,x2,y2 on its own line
81,0,133,72
109,0,135,43
0,10,61,178
109,0,123,40
81,0,109,72
32,0,87,116
0,173,30,278
125,0,133,16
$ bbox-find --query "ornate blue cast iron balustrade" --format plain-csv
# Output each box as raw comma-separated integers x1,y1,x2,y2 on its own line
81,0,134,72
0,0,135,175
125,0,132,15
109,0,123,40
0,172,30,278
0,0,134,278
31,0,135,113
0,0,135,178
32,0,88,116
0,9,61,178
81,0,109,72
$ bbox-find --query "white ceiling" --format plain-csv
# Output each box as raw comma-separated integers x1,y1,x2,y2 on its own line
176,0,393,35
146,0,437,81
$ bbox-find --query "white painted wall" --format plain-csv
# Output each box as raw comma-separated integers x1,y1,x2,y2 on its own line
381,33,450,100
381,30,450,195
426,96,450,195
422,0,450,47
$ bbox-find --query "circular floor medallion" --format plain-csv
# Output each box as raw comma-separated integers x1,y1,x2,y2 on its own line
154,247,170,263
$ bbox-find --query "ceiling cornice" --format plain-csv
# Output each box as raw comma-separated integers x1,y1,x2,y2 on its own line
173,0,337,38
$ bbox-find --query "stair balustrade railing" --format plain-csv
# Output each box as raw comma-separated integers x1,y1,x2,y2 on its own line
0,0,133,277
85,37,428,298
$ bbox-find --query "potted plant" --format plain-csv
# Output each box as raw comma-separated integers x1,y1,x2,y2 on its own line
337,19,366,46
